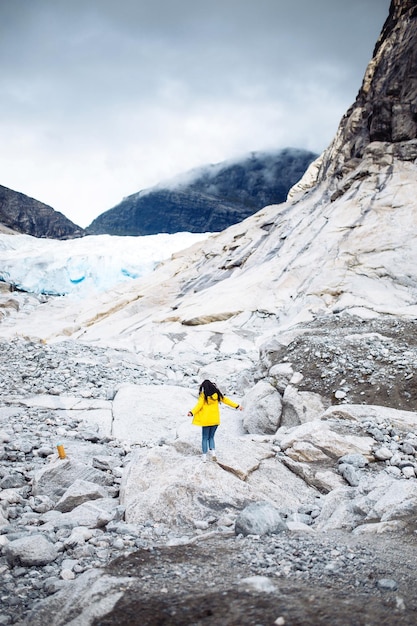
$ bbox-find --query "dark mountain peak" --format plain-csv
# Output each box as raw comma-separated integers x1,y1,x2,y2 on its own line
87,148,317,236
0,185,84,239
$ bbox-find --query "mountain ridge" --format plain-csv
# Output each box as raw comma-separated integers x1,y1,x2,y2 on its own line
0,184,84,240
86,148,317,235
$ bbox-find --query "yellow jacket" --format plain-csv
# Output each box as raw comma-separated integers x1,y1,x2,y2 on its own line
190,392,239,427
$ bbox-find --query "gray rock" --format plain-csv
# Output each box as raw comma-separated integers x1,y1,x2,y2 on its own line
377,578,398,591
281,385,326,428
4,534,59,567
92,455,120,471
63,527,94,548
32,459,111,501
28,495,55,514
54,479,109,513
48,498,120,529
242,381,282,434
268,362,294,393
20,568,133,626
338,464,360,487
374,447,393,461
369,428,386,443
235,501,287,536
0,474,25,489
0,429,12,443
17,440,34,454
401,466,416,479
338,453,368,468
401,442,416,455
389,453,403,467
36,446,54,457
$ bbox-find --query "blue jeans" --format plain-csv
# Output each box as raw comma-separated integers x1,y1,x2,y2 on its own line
202,425,218,453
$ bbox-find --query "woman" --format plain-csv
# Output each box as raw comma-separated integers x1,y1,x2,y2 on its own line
188,379,243,462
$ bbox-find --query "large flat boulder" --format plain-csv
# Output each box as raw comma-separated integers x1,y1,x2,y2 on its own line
120,446,267,526
175,418,273,480
277,420,375,461
41,498,120,530
323,404,417,432
246,457,318,510
112,384,196,444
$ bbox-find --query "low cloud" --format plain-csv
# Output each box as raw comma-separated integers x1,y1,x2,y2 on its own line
0,0,391,227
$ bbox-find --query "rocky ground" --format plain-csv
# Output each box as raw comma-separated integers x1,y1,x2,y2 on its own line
95,531,417,626
0,315,417,625
260,313,417,412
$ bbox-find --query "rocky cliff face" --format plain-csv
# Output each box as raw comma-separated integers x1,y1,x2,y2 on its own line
299,0,417,195
86,149,317,235
0,185,84,239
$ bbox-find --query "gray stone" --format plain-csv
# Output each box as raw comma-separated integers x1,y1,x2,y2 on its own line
0,474,25,489
268,362,294,393
32,459,111,501
49,498,120,529
64,527,94,548
92,455,120,471
281,386,326,428
36,446,54,458
338,463,360,487
4,534,58,567
338,453,368,468
389,453,403,467
242,381,282,434
54,480,109,513
28,495,55,514
20,440,35,453
235,501,287,536
0,429,12,443
377,578,398,591
401,466,415,479
20,569,133,626
401,442,416,455
374,447,393,461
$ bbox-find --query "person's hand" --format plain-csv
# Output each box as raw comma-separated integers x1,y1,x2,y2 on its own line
187,411,192,417
238,405,243,411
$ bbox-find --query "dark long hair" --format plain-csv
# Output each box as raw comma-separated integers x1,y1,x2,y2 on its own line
199,379,224,402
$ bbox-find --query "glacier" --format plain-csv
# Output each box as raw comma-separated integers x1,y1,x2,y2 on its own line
0,232,209,296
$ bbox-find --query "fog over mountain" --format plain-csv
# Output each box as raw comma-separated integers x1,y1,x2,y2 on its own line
87,148,317,235
2,2,417,625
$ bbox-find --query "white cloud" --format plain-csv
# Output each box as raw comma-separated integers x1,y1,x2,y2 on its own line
0,0,391,227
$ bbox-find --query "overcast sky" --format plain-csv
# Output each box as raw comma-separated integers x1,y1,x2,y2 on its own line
1,0,391,228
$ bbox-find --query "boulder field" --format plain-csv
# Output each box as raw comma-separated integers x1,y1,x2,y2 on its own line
0,336,416,624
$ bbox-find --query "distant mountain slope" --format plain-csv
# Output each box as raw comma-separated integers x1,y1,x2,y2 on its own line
86,148,317,235
0,185,84,239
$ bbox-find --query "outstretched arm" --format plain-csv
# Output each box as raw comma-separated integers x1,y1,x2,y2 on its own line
222,396,243,410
